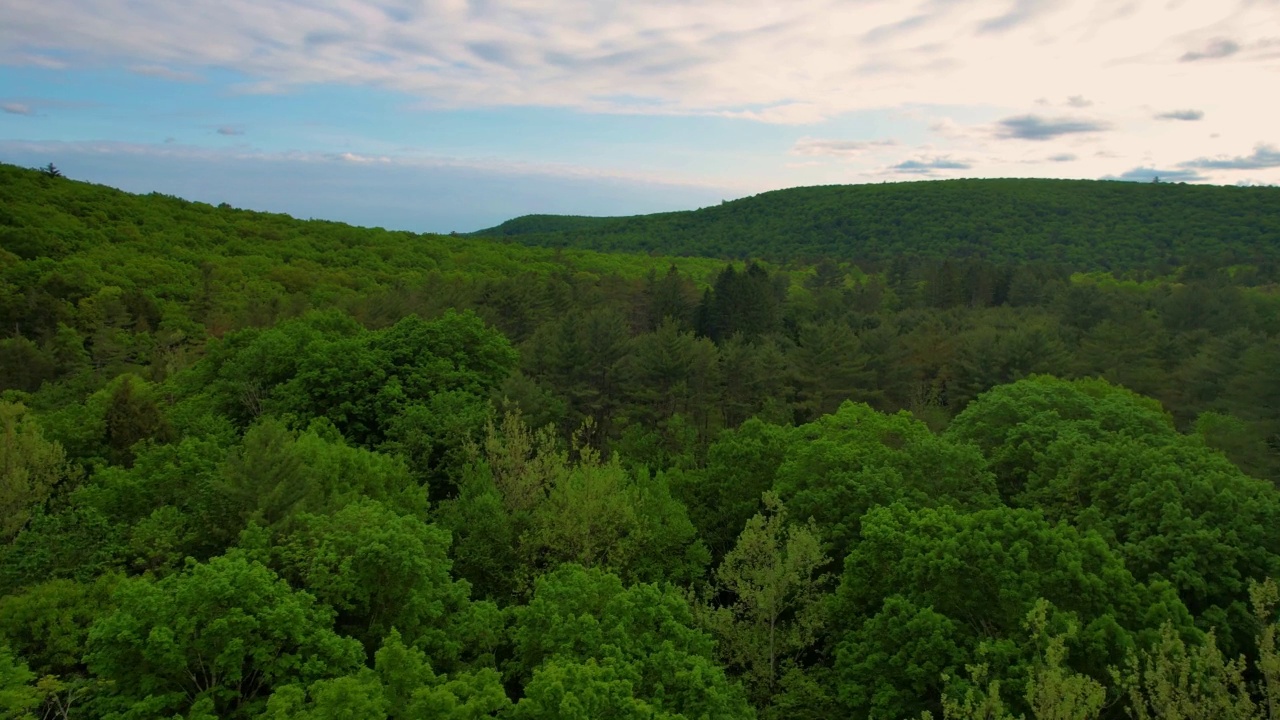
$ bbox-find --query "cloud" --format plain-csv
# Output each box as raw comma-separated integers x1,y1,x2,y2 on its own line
718,103,829,125
791,137,898,158
129,64,203,82
1,0,1277,202
890,156,971,173
978,0,1064,34
1104,167,1206,183
1180,38,1241,62
1,0,1270,127
1,102,35,116
1155,109,1204,121
1181,144,1280,170
995,114,1110,140
863,14,931,44
0,52,67,69
1048,153,1076,162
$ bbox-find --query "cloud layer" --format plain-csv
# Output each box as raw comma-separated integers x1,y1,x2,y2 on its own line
996,115,1110,141
1182,144,1280,171
2,0,1278,202
3,0,1278,123
1156,109,1205,121
791,137,899,158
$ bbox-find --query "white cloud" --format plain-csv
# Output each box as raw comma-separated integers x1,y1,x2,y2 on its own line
889,155,972,173
1155,109,1205,121
3,0,1279,192
1,0,1276,125
1181,143,1280,171
718,103,832,125
791,137,899,158
1104,167,1206,182
129,64,203,82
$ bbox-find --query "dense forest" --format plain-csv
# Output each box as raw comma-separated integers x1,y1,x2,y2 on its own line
476,178,1280,271
3,161,1280,719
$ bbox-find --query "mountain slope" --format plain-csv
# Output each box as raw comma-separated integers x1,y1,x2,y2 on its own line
475,178,1280,269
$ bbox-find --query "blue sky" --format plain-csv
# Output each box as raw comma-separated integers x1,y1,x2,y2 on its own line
2,0,1278,232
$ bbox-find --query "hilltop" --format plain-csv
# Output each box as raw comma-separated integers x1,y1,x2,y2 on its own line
476,178,1280,269
0,161,727,280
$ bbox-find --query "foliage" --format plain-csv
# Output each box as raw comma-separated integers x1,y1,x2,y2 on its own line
84,554,364,719
509,564,754,719
0,401,77,541
475,179,1280,270
699,493,830,706
5,162,1280,720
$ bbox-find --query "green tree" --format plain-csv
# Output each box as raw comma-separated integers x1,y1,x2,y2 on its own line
0,643,38,720
85,554,363,719
262,630,509,719
668,418,794,561
788,320,878,422
833,503,1193,719
102,373,174,467
774,402,999,560
258,499,484,663
702,493,830,705
509,659,680,720
523,452,707,586
948,375,1280,651
510,564,753,719
0,402,76,541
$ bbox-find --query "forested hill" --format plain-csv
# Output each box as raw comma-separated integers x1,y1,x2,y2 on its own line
9,160,1280,720
0,162,724,280
476,178,1280,269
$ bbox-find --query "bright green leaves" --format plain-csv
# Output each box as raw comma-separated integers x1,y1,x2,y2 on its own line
945,375,1175,500
524,459,706,586
254,499,477,660
833,503,1192,719
510,564,753,720
0,644,38,720
0,401,76,541
261,630,511,720
437,413,707,597
668,418,793,560
510,660,680,720
700,494,830,706
221,419,426,534
948,375,1280,650
85,554,363,720
0,576,116,679
192,310,515,457
775,401,999,560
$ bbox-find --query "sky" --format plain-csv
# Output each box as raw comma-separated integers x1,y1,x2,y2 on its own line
2,0,1278,232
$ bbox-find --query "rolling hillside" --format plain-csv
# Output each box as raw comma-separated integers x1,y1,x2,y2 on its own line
475,178,1280,269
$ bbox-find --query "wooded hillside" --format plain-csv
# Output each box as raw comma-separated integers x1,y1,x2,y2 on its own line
476,178,1280,270
3,163,1280,720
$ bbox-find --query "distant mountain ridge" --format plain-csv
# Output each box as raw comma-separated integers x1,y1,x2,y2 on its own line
474,178,1280,269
